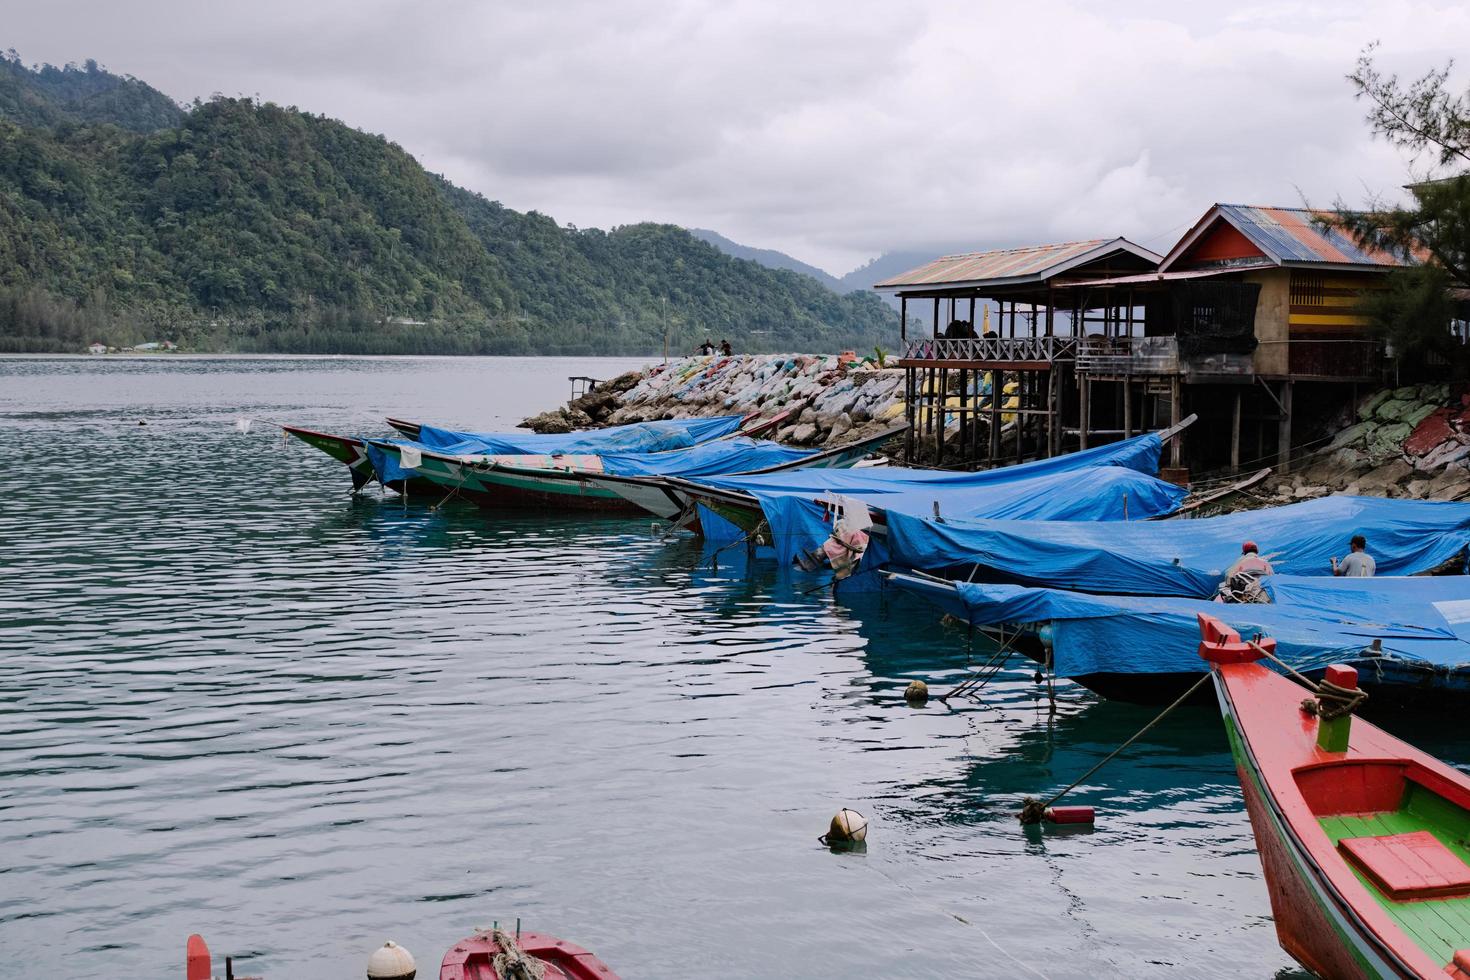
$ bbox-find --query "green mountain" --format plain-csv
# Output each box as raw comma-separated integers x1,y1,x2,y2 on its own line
0,56,895,355
0,52,182,132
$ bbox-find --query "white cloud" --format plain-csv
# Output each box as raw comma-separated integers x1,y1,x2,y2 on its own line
8,0,1470,274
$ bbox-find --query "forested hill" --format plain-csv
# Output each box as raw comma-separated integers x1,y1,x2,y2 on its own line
0,52,183,132
0,56,895,355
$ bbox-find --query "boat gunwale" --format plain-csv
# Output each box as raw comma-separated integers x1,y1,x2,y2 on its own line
1215,660,1464,977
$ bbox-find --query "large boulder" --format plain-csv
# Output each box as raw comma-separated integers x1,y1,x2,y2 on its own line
1374,398,1418,422
1357,389,1394,420
1405,407,1455,457
1366,422,1412,459
1328,420,1375,450
1357,458,1413,495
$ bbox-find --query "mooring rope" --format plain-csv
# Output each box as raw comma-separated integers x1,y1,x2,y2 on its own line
942,630,1019,701
1019,671,1212,824
1247,640,1368,720
490,928,546,980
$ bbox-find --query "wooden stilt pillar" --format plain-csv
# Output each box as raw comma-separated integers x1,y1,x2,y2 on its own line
1079,375,1091,450
904,367,915,463
1123,377,1133,439
1169,375,1182,468
989,368,1002,461
1277,380,1294,474
1046,368,1057,458
937,367,947,465
1230,389,1242,472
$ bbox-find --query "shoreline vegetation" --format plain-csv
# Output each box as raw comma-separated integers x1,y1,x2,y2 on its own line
0,55,893,357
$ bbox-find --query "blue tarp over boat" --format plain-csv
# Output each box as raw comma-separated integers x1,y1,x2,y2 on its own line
683,432,1187,573
888,574,1470,681
1265,574,1470,642
364,415,748,484
594,438,815,477
745,466,1189,569
885,496,1470,598
413,415,745,456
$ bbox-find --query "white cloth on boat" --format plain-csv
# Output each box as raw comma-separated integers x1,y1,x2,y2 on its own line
399,445,423,470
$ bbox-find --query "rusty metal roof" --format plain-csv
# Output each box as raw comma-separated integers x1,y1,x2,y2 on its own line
874,238,1160,291
1161,204,1416,272
1066,265,1275,288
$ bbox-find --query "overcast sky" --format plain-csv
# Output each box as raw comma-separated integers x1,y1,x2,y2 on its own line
7,0,1470,274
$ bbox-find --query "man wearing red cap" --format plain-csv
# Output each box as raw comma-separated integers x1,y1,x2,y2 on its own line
1218,541,1274,602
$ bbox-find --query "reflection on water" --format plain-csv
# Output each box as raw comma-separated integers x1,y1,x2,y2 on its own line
0,354,1380,977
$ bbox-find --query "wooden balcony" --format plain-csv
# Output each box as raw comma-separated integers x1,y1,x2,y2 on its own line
897,335,1078,370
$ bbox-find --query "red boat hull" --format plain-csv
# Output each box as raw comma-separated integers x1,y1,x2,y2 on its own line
440,931,619,980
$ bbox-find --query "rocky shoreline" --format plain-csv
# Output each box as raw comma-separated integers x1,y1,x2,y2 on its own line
522,354,907,449
1260,383,1470,504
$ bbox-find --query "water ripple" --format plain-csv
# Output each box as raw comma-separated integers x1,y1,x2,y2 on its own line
0,356,1387,977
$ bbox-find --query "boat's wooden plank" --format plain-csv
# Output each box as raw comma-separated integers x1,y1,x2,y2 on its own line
1318,809,1470,963
1339,831,1470,899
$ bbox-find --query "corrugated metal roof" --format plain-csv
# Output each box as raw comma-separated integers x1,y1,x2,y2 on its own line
875,239,1128,289
1213,205,1413,268
1066,265,1275,288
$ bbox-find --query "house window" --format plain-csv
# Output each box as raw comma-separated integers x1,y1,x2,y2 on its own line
1290,272,1325,308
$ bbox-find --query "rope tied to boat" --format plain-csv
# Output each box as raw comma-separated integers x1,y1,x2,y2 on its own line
1245,640,1368,720
1018,671,1212,825
490,928,546,980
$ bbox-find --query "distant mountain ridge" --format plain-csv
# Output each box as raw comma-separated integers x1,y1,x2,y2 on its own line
0,55,895,355
688,228,843,292
686,227,963,314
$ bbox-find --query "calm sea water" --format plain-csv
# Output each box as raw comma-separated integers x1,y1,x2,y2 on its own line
5,354,1435,978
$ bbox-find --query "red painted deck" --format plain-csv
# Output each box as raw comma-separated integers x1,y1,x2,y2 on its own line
439,930,619,980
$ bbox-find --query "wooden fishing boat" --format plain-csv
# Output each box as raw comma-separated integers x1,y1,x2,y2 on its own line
440,928,619,979
367,424,900,514
288,410,786,497
574,422,905,520
281,423,437,494
1199,613,1470,978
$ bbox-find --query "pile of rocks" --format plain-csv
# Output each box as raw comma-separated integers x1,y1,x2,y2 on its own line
1270,383,1470,502
524,354,908,448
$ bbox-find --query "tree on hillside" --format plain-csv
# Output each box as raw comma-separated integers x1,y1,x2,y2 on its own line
1337,45,1470,363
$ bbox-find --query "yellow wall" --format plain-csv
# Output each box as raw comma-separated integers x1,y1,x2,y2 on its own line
1244,269,1290,375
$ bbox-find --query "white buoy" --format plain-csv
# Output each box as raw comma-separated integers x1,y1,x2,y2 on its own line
824,807,868,844
366,940,416,980
235,417,253,434
904,680,929,704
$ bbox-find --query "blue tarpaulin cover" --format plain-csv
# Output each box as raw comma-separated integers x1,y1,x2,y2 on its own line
594,438,815,478
1266,574,1470,642
885,496,1470,598
742,466,1188,569
365,415,747,483
413,415,745,456
889,575,1470,678
681,432,1185,575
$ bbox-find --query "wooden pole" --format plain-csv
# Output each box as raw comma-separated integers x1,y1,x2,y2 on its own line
899,367,911,464
1123,377,1133,439
1169,375,1182,468
1277,381,1294,474
937,366,947,464
1046,368,1057,458
1079,375,1091,450
1231,389,1242,472
932,298,939,338
989,368,1002,461
900,296,907,343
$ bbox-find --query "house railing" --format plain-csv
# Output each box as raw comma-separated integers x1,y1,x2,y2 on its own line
901,336,1078,363
1284,339,1385,379
1075,336,1179,374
